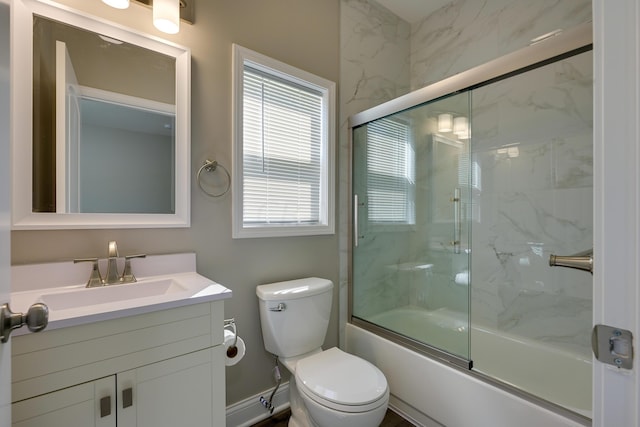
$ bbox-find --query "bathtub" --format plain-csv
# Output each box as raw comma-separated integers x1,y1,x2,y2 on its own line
346,307,591,427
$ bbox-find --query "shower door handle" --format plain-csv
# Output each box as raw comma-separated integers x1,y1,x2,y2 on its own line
549,248,593,274
353,195,365,247
354,194,359,247
451,188,461,254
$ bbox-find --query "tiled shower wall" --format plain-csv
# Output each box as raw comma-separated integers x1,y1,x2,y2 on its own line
340,0,593,356
469,50,593,357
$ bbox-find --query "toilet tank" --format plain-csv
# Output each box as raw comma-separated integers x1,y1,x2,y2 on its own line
256,277,333,358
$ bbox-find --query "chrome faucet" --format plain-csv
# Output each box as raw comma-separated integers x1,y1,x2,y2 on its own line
74,241,146,287
121,254,147,283
73,258,103,287
104,241,121,285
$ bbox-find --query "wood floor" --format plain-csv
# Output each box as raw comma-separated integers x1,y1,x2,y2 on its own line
250,408,414,427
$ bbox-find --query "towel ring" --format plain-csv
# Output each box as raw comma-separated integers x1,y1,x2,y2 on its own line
197,159,230,197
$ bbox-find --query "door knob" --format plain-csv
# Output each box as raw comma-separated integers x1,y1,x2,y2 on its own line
0,302,49,343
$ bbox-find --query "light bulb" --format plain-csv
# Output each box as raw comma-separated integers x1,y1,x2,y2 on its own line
102,0,130,9
154,0,180,34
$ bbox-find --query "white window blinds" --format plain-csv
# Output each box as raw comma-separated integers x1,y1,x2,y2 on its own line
366,118,415,224
242,66,324,225
233,45,334,238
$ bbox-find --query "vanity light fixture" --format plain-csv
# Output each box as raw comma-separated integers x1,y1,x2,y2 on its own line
102,0,188,35
102,0,130,9
437,113,453,133
153,0,180,34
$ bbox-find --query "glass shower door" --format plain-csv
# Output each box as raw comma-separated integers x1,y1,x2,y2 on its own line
352,92,472,362
469,49,593,416
350,37,593,417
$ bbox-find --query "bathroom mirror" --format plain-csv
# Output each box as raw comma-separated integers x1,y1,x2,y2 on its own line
12,0,191,229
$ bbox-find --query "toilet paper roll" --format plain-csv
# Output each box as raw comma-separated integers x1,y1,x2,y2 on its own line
224,329,246,366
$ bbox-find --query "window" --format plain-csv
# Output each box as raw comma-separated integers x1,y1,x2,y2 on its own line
366,118,415,224
232,45,335,238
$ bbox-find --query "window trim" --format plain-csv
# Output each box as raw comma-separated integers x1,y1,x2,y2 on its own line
232,44,336,238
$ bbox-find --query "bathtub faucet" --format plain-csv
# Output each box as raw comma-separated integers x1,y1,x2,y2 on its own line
548,248,593,274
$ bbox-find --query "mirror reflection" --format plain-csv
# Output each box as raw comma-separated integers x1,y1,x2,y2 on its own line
32,15,176,214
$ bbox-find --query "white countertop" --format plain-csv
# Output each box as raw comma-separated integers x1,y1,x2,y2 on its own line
10,253,232,335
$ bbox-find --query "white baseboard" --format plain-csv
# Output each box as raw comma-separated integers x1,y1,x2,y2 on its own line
226,382,290,427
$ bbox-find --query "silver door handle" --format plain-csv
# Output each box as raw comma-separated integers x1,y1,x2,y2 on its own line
549,248,593,274
0,302,49,343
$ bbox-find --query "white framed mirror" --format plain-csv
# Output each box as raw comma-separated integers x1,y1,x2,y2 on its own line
11,0,191,229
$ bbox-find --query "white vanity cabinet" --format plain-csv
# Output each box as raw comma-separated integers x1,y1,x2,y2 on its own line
117,348,221,427
12,376,116,427
10,301,226,427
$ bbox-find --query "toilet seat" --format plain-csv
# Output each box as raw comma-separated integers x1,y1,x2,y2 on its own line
295,347,388,413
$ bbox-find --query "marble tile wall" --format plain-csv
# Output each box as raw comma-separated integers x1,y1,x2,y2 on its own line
340,0,593,356
339,0,412,344
409,0,591,89
470,50,593,357
340,0,411,116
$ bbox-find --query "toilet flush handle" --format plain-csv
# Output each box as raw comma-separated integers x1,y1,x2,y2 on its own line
269,303,286,312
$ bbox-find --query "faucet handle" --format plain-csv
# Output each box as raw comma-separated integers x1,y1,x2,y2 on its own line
74,258,104,288
121,254,147,283
108,241,119,258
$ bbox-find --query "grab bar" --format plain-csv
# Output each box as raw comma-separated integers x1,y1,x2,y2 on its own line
452,188,461,254
549,248,593,274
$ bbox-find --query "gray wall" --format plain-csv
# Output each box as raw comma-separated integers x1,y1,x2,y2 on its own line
11,0,340,406
80,122,174,214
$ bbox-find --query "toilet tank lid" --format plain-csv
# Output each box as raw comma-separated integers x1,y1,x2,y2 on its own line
256,277,333,301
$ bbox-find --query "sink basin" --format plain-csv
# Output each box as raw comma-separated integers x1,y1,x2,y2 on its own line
40,279,188,311
10,253,233,334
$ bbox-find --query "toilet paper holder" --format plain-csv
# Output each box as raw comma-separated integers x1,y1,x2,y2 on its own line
224,318,239,358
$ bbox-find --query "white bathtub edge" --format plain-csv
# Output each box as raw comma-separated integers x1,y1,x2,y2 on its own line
389,394,444,427
346,323,589,427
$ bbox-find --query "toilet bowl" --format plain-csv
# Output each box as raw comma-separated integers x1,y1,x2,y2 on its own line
256,278,389,427
293,347,389,427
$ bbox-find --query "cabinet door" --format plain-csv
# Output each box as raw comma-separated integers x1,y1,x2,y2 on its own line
117,347,224,427
12,376,115,427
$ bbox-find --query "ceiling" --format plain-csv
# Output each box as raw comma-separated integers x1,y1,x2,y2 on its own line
374,0,453,23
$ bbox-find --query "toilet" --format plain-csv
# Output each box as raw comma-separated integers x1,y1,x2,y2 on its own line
256,278,389,427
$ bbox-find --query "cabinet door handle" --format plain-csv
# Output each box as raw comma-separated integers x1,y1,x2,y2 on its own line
122,387,133,408
100,396,111,418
